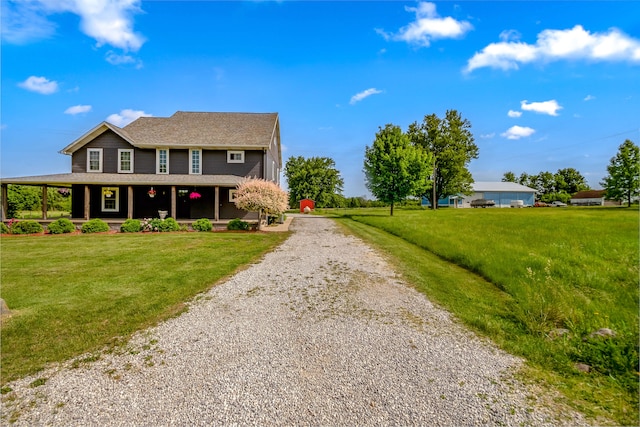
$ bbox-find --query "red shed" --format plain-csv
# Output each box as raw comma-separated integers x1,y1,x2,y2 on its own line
299,198,315,213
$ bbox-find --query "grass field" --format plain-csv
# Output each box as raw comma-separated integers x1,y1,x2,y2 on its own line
0,231,288,385
321,206,638,425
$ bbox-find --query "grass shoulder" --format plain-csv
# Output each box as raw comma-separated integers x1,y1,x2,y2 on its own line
327,206,638,426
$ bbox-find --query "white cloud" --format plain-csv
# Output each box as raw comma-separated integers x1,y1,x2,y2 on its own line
521,99,562,116
377,1,472,47
350,88,382,105
2,0,145,51
18,76,59,94
501,125,536,140
479,133,495,139
465,25,640,73
65,105,92,115
106,51,143,68
507,110,522,118
584,94,595,101
106,109,152,127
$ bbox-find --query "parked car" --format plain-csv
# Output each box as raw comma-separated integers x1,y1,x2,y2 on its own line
550,201,567,207
471,199,496,208
534,201,549,207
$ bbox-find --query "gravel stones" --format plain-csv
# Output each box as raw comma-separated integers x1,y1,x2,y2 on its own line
2,215,590,426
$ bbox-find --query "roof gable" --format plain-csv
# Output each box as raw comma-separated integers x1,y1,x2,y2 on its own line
60,122,134,155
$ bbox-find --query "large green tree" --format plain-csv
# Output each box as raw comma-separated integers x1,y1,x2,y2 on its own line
407,110,478,209
363,124,433,216
601,139,640,206
554,168,589,195
284,156,344,208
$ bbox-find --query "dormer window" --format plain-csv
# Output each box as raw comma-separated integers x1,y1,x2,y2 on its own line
87,148,103,172
227,150,244,163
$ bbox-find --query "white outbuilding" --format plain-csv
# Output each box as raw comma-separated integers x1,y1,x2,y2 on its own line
424,182,537,208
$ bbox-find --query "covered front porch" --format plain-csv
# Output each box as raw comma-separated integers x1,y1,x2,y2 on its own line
0,173,257,223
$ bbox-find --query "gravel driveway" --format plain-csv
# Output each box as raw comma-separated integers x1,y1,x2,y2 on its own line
2,215,589,426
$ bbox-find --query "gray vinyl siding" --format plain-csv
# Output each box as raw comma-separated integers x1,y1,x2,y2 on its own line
71,130,264,177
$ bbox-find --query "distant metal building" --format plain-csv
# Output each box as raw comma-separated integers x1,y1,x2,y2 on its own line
422,182,537,208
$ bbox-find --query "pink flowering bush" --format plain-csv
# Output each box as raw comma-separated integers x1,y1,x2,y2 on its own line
234,178,288,229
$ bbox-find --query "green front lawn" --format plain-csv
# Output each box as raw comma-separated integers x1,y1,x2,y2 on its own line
1,231,288,384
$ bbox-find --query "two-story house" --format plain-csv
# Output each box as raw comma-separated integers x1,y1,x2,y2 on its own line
0,111,282,223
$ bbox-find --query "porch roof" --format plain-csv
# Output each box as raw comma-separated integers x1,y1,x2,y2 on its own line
0,173,243,187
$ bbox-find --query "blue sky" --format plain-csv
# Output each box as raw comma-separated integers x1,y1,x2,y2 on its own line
2,0,639,197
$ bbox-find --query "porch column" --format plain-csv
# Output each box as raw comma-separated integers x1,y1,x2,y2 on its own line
128,186,134,219
42,185,48,220
171,186,177,219
84,185,90,220
1,184,8,221
214,186,219,221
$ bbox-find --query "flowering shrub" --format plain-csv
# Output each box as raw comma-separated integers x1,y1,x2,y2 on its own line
141,218,162,232
234,178,288,229
48,218,75,234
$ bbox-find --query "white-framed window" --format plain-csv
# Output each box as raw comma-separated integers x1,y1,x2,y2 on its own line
227,150,245,163
87,148,103,172
190,149,201,174
156,149,169,174
101,187,119,212
229,189,237,202
118,149,134,173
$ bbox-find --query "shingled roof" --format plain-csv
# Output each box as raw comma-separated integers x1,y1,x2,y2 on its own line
571,190,606,199
61,111,280,154
123,111,279,149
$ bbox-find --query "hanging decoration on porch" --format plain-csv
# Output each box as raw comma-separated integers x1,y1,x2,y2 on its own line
103,189,113,198
148,187,156,198
189,191,201,200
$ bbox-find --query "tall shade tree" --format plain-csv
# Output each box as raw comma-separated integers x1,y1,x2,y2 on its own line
284,156,344,208
407,110,478,209
601,139,640,207
363,124,433,216
234,178,289,230
502,171,517,182
554,168,589,194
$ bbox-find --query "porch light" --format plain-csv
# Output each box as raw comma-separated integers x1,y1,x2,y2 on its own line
148,187,156,198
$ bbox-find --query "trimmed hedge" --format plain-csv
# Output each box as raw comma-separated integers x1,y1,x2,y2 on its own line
11,220,44,235
158,217,180,232
227,218,249,231
0,222,9,234
48,218,76,234
81,219,110,233
121,219,142,233
192,218,212,232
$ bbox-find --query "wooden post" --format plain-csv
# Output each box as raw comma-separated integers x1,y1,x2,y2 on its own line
128,186,134,219
1,184,8,221
84,185,90,220
214,186,219,221
171,186,177,219
42,185,48,220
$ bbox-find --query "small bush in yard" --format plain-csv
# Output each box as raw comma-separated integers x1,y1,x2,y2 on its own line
120,219,142,233
0,222,9,234
81,219,110,233
11,220,44,234
192,218,212,232
158,217,180,232
48,218,75,234
227,218,249,231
